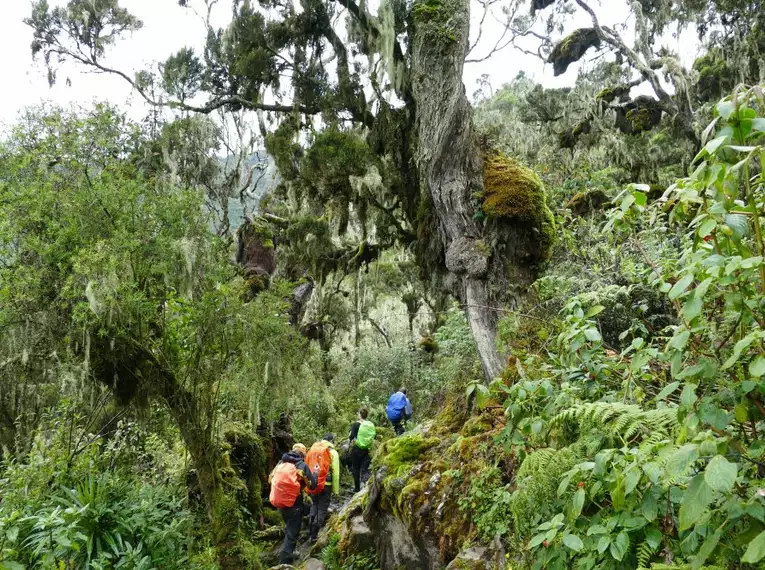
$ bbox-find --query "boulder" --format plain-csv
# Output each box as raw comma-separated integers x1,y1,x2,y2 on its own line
346,515,374,554
369,511,440,570
303,559,325,570
445,540,506,570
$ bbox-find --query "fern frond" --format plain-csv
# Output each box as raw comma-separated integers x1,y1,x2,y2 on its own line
551,402,679,447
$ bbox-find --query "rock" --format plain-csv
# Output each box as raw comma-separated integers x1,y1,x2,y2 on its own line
445,540,507,570
303,558,325,570
267,565,294,570
346,515,374,554
446,547,488,569
366,511,441,570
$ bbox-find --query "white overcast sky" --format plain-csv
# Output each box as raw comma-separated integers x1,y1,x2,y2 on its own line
0,0,701,127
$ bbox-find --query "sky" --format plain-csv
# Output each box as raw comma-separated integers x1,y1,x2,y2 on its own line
0,0,701,127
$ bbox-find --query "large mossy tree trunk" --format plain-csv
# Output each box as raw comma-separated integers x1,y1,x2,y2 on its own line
410,0,539,380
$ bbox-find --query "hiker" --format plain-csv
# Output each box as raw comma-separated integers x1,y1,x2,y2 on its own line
348,407,376,493
268,443,316,565
306,434,340,544
386,387,412,436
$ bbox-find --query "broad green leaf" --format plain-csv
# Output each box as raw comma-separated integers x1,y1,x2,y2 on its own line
669,329,691,351
641,490,658,521
571,488,585,519
597,535,611,554
557,475,572,497
587,525,608,536
679,473,714,531
632,190,648,207
698,217,717,238
721,335,755,370
704,455,737,493
692,528,722,569
750,355,765,377
668,273,694,300
725,213,750,240
645,526,662,550
609,531,629,561
680,383,698,407
682,295,703,321
624,467,641,495
666,444,699,478
703,135,728,155
585,305,605,318
563,533,584,552
656,381,680,401
742,530,765,563
0,562,26,570
717,100,735,120
753,117,765,133
584,327,602,342
528,533,546,549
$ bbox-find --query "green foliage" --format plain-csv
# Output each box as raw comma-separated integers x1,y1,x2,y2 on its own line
322,533,380,570
458,467,513,541
0,417,193,569
456,87,765,570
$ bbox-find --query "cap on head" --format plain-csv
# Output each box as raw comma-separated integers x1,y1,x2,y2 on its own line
323,433,335,443
292,443,307,456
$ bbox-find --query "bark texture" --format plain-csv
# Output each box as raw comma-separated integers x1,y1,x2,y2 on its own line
410,0,538,380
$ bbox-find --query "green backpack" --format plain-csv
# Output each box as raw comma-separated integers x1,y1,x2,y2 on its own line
355,420,376,449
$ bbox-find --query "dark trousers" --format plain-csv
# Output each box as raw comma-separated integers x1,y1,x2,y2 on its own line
279,495,303,564
350,445,371,493
392,418,406,436
309,487,332,541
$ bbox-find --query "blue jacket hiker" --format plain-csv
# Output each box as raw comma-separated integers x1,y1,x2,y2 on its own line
386,387,412,436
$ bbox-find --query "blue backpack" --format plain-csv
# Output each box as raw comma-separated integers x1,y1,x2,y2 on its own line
386,392,408,422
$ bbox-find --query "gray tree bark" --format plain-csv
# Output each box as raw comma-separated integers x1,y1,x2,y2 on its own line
410,0,536,380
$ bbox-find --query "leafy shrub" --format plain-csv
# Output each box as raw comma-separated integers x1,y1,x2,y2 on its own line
0,418,194,569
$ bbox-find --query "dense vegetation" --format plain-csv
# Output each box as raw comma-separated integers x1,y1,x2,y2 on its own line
2,0,765,568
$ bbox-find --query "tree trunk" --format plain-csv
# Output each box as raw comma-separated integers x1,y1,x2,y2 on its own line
410,0,537,381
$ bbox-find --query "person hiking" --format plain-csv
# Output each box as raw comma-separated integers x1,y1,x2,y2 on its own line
386,387,412,436
268,443,316,564
348,407,376,493
306,434,340,544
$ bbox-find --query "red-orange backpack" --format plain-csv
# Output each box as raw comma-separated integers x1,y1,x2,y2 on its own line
269,462,301,508
305,442,332,495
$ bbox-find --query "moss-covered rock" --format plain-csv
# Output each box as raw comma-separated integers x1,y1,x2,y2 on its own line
481,152,555,261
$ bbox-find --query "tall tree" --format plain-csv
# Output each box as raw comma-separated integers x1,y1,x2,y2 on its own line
27,0,555,380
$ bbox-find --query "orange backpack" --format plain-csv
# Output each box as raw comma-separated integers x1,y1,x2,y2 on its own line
269,462,301,508
305,442,332,495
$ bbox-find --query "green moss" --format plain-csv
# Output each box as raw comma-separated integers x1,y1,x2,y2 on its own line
412,0,461,43
262,507,283,528
548,28,600,75
481,152,555,260
461,415,494,437
375,433,440,477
